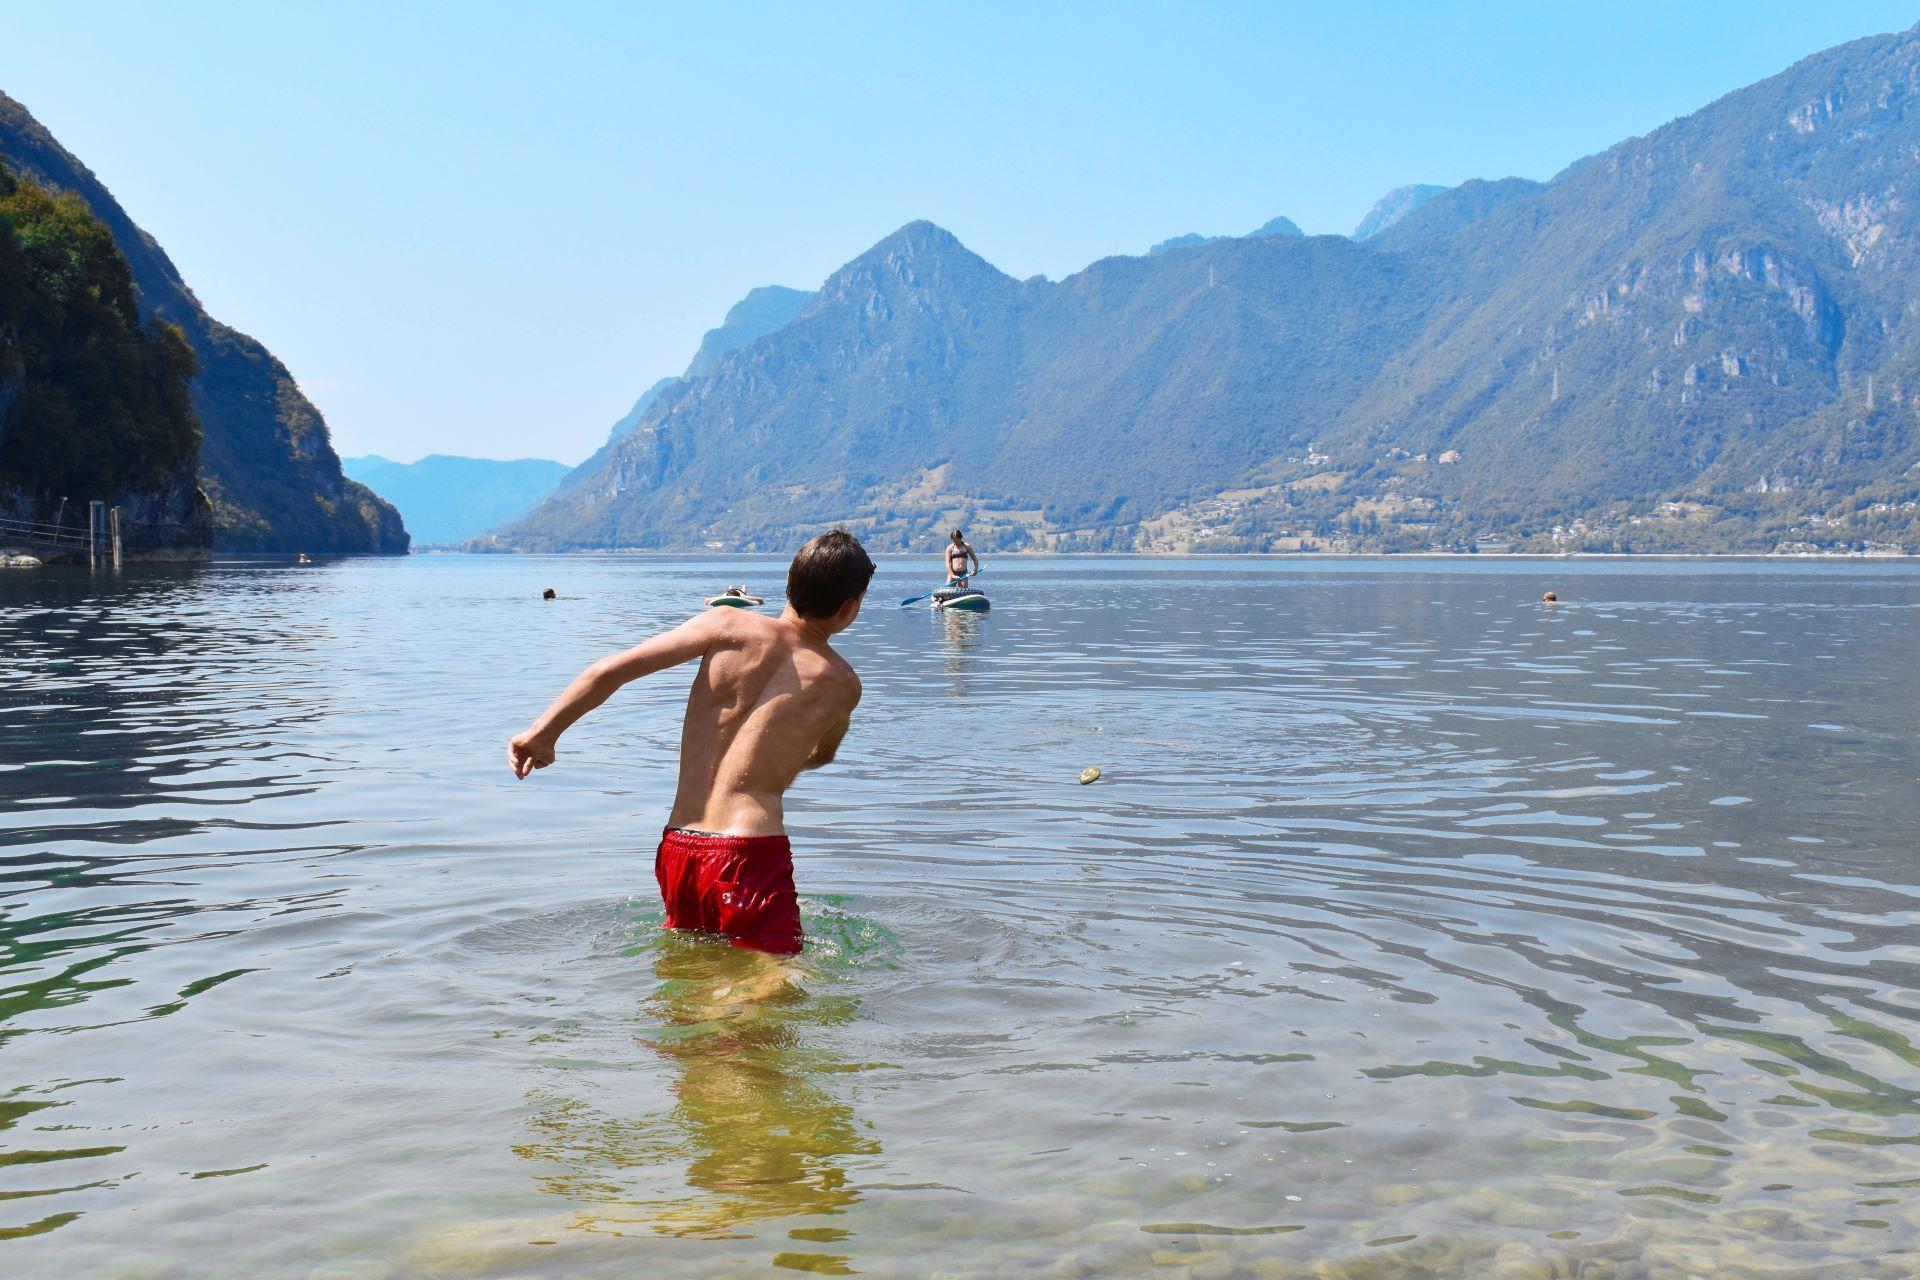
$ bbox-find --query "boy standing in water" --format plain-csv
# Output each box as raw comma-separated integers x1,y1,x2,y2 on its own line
508,530,874,954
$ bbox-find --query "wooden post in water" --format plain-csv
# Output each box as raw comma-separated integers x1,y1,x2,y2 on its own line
110,506,122,568
89,500,106,566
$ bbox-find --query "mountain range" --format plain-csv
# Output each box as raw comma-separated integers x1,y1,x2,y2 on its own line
0,91,405,554
510,25,1920,556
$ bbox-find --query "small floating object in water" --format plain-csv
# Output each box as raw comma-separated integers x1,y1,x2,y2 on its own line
542,587,556,600
706,585,765,608
1079,766,1102,785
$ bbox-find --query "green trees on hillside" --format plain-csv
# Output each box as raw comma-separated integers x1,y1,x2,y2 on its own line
0,160,201,502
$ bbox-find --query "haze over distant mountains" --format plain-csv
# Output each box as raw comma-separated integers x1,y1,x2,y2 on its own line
1148,215,1302,257
1351,184,1448,240
511,24,1920,556
0,91,405,553
342,455,569,546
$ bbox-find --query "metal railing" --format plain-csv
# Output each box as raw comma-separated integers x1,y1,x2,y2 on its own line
0,515,91,551
0,502,122,564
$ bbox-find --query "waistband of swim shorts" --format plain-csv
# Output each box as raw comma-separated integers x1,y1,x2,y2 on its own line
662,826,792,851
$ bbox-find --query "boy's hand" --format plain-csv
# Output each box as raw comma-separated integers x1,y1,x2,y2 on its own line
509,731,555,779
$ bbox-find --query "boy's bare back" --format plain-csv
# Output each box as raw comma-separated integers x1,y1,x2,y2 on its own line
508,586,864,833
671,608,860,834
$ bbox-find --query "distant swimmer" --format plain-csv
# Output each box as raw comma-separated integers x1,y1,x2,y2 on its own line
944,528,980,588
509,530,873,955
543,588,557,600
1542,591,1559,603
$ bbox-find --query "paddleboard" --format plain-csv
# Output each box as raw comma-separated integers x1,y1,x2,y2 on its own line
934,588,990,612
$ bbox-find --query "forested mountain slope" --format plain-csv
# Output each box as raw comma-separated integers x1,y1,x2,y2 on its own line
0,92,405,553
0,161,209,555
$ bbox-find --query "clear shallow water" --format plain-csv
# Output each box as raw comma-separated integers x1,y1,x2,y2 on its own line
2,555,1918,1280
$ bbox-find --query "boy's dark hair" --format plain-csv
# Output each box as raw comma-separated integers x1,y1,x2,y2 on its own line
787,529,875,618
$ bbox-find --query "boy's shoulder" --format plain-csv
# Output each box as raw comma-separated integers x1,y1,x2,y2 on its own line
822,648,862,701
795,634,860,695
700,604,773,635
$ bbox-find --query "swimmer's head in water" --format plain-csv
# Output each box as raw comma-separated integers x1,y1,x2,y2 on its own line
1542,591,1558,602
787,529,875,619
543,588,556,600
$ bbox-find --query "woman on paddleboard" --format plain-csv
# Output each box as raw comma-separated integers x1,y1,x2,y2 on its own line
945,529,980,588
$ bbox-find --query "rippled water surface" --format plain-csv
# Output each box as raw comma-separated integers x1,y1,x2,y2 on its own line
3,555,1919,1279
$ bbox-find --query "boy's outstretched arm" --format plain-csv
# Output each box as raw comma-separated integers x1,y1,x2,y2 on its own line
508,611,724,779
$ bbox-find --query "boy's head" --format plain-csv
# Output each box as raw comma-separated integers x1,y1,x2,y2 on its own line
787,529,875,626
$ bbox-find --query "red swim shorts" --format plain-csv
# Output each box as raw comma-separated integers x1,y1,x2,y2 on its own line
654,827,803,954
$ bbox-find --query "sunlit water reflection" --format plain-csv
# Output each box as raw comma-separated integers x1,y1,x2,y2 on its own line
2,556,1918,1278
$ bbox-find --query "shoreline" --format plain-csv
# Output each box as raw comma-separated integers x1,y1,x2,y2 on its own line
16,548,1913,566
414,547,1918,562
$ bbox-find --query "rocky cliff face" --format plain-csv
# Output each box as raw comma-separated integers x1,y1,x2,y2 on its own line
1333,28,1920,532
0,91,406,553
0,469,211,561
520,25,1920,554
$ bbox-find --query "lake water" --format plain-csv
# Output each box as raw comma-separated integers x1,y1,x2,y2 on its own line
3,555,1918,1279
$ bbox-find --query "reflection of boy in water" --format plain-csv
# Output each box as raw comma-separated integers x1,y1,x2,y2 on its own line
646,940,875,1235
504,939,878,1246
509,530,874,953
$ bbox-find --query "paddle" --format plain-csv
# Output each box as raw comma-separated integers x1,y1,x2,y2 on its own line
899,566,984,607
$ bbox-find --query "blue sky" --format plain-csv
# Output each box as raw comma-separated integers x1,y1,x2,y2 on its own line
3,2,1914,464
